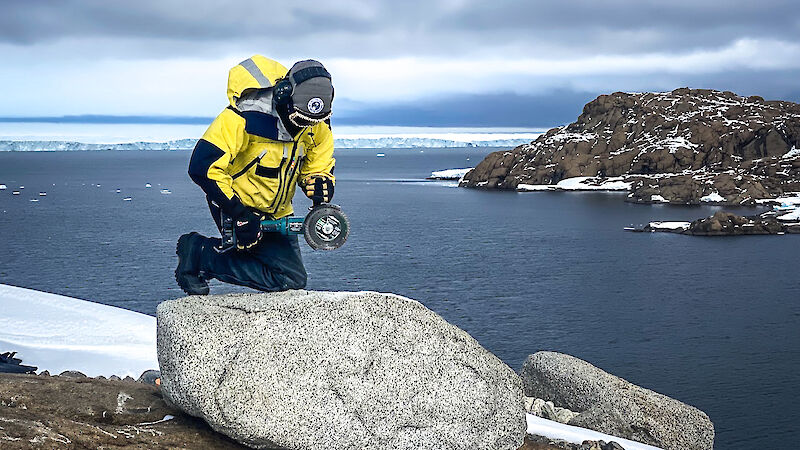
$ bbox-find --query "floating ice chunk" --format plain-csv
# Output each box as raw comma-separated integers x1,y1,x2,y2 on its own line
96,184,101,187
160,189,172,194
123,197,132,201
0,184,6,190
649,221,690,230
19,186,24,189
376,153,386,157
145,183,152,188
29,199,38,202
650,194,668,203
700,192,726,203
12,191,20,195
429,168,473,180
115,189,121,193
39,192,46,196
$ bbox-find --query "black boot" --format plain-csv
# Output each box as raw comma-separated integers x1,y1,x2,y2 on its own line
175,232,210,295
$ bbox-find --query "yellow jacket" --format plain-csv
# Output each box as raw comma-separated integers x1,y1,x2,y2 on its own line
188,55,335,219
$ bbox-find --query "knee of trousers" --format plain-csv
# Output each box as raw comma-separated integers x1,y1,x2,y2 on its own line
280,265,307,290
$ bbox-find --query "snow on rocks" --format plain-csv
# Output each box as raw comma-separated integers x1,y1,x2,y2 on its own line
699,192,726,203
518,176,631,192
526,414,663,450
650,194,668,203
157,290,526,450
462,88,800,205
520,351,714,450
428,168,474,180
0,284,157,378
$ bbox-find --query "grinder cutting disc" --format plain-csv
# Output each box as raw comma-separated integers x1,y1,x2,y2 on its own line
303,204,350,250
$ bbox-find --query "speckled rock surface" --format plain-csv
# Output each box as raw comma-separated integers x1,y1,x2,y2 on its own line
520,351,714,450
157,291,525,450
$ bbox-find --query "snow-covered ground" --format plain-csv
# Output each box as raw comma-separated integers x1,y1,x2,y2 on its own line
758,193,800,222
518,176,631,192
428,168,473,180
0,284,157,377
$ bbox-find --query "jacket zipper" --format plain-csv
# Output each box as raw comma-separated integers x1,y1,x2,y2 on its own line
268,141,298,212
278,143,301,207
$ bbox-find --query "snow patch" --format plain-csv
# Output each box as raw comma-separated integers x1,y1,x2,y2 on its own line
526,414,663,450
782,146,800,159
518,176,631,192
650,195,668,203
0,284,157,377
700,192,726,203
663,136,698,153
777,209,800,222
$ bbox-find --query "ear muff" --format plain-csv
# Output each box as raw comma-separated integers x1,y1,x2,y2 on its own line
272,78,293,106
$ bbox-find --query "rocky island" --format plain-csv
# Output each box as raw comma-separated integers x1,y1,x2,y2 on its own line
461,88,800,206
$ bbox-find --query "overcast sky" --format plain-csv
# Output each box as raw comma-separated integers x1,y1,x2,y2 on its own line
1,0,799,126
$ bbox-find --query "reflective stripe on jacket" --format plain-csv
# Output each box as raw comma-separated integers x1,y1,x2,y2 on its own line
188,55,335,219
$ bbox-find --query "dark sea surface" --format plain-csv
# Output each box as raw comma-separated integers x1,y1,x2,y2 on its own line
0,148,798,449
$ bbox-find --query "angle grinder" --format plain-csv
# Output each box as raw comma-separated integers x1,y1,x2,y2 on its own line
218,203,350,252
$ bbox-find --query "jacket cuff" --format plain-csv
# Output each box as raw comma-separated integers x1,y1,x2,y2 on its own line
227,198,248,218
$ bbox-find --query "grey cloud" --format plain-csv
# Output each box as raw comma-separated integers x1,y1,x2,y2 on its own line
335,67,800,127
2,0,799,57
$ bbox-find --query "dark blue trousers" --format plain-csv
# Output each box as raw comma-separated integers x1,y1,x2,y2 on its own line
197,199,307,292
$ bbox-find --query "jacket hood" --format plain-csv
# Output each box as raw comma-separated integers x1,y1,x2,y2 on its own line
227,56,296,142
227,55,288,108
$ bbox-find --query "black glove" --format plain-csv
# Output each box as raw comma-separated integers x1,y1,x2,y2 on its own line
304,176,334,206
234,210,262,249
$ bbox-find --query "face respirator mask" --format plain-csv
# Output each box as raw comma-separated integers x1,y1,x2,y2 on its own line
272,61,333,128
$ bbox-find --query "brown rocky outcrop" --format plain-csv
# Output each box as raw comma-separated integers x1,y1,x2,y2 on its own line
0,373,247,449
461,88,800,205
0,372,556,449
686,211,784,236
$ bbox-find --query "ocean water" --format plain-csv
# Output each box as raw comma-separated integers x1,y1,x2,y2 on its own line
0,148,798,449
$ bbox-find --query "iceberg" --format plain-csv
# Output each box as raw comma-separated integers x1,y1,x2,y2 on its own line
429,168,473,180
0,130,543,151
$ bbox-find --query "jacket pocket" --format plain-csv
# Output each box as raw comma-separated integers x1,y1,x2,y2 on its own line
255,165,280,178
